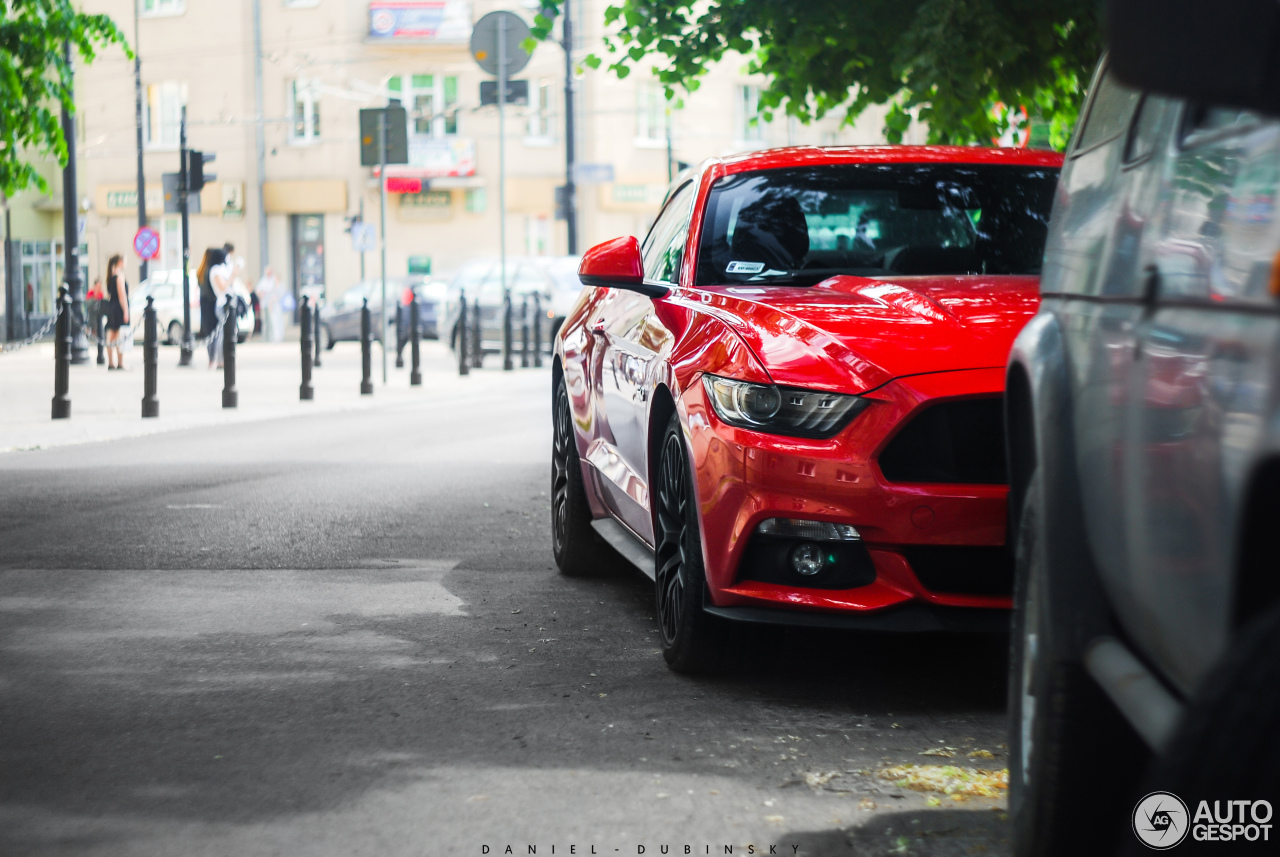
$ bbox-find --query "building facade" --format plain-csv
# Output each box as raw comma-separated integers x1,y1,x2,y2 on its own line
1,0,912,339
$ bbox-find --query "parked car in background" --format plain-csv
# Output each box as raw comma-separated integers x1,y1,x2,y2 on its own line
530,255,586,343
1006,6,1280,852
442,257,571,363
131,269,253,345
320,276,441,350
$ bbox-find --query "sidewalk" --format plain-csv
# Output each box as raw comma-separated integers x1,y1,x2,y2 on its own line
0,339,550,453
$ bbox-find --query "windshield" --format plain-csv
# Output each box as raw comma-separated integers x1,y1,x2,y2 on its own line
695,163,1059,286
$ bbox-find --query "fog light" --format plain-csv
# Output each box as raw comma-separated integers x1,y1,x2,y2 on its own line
757,518,860,541
790,542,826,576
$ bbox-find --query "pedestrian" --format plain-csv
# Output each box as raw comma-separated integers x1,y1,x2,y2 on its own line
257,266,286,342
197,247,232,369
249,283,262,336
197,248,218,350
103,255,130,370
86,275,106,338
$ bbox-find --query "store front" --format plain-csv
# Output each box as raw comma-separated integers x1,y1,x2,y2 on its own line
290,214,325,320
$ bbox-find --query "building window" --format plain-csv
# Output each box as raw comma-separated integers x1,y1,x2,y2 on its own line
289,79,321,144
284,0,320,7
139,0,184,16
738,84,765,143
145,81,186,149
527,79,553,142
636,82,668,146
392,74,458,139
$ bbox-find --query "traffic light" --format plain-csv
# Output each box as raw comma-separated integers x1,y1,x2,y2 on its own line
187,150,216,192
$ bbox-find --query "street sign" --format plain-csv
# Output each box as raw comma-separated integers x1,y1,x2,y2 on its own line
480,79,529,106
133,226,161,261
351,221,377,253
162,172,200,214
359,106,409,167
573,162,615,184
469,11,532,76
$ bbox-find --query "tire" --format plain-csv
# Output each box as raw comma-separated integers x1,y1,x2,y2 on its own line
551,378,613,577
166,320,183,346
1118,604,1280,855
321,325,335,350
653,412,730,674
1009,472,1149,857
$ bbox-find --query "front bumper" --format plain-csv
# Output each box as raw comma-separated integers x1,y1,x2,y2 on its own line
684,366,1012,620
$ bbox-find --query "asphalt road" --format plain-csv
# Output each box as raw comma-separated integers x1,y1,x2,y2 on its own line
0,366,1014,856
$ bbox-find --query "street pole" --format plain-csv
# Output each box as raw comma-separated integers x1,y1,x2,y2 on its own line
499,14,511,371
178,106,193,366
60,41,87,365
134,5,148,287
378,109,388,385
252,0,268,272
562,1,577,255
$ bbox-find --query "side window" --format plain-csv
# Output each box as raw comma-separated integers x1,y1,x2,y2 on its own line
1074,65,1141,153
640,181,696,284
1125,94,1173,163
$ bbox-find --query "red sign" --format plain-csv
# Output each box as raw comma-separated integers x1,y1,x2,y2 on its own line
133,225,161,261
386,176,423,194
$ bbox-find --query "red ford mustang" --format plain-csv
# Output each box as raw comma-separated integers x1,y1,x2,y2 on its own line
551,145,1063,671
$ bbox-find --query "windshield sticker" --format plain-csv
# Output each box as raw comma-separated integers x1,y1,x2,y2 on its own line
726,261,765,274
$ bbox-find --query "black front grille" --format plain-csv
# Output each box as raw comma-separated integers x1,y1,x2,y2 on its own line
878,397,1006,484
902,546,1014,596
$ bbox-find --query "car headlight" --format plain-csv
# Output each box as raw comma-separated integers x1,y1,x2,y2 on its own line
701,374,870,439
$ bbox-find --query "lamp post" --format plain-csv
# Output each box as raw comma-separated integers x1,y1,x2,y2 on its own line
60,41,87,365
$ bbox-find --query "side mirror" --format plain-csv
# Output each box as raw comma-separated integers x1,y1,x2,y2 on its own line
1108,0,1280,114
578,236,668,298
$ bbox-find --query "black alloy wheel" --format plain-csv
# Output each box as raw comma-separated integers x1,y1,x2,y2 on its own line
551,378,610,576
321,325,335,350
653,413,728,673
166,320,183,346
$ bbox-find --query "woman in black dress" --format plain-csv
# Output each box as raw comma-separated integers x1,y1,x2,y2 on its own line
104,254,129,370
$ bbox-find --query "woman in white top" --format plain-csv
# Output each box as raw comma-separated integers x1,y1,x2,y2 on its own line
205,248,233,369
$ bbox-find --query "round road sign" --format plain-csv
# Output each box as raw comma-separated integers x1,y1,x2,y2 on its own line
133,225,160,261
470,11,532,77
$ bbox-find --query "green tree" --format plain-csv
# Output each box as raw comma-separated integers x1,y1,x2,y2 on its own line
530,0,1101,150
0,0,129,196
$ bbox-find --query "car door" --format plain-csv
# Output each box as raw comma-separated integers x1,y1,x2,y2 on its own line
1046,62,1148,587
589,181,695,542
1124,106,1280,694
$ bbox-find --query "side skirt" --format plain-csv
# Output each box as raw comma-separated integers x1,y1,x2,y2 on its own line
591,517,655,581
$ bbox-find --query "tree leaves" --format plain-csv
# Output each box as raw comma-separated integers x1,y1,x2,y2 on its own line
528,0,1100,150
0,0,129,197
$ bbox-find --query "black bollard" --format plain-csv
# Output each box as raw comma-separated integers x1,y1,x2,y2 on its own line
471,297,482,369
51,288,71,420
360,297,373,394
222,298,238,408
410,294,422,386
142,296,159,418
457,290,470,376
299,296,314,401
532,292,543,368
395,298,405,368
96,311,106,366
520,294,530,368
313,300,322,368
502,288,514,371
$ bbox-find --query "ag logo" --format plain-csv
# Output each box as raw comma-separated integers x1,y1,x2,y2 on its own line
1134,791,1191,849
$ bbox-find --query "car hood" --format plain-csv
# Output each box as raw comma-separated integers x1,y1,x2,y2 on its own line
696,274,1040,394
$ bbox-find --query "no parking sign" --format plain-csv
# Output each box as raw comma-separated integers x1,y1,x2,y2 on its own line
133,225,160,261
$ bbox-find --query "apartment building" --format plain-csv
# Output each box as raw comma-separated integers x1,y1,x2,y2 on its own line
1,0,910,339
